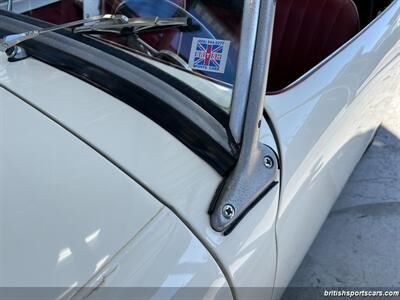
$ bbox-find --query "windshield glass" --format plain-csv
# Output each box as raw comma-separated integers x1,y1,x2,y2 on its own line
2,0,244,86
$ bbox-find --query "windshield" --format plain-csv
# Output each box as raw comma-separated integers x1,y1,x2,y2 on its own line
1,0,244,86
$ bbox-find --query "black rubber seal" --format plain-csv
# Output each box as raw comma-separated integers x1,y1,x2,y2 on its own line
0,11,237,176
0,10,230,127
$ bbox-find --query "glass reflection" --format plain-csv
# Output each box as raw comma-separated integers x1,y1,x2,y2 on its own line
57,247,72,263
85,228,101,244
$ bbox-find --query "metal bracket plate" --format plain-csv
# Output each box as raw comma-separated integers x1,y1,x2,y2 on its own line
209,144,278,234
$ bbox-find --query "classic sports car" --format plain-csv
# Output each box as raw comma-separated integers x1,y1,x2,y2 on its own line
0,0,399,299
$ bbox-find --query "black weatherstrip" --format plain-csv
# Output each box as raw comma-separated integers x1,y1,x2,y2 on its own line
0,11,237,175
0,10,230,127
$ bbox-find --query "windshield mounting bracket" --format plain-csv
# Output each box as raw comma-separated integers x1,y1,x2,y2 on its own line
209,0,278,235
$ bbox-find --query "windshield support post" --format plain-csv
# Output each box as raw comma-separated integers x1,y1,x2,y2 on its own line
209,0,278,234
228,1,260,144
7,0,12,11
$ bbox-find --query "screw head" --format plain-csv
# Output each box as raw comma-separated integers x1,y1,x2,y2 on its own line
264,156,274,169
222,204,235,219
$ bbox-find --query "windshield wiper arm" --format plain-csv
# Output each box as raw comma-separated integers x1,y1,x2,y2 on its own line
0,14,128,53
0,14,190,62
73,16,191,34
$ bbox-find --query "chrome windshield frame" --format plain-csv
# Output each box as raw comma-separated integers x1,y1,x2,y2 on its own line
209,0,278,233
7,0,12,11
229,0,261,144
229,0,276,145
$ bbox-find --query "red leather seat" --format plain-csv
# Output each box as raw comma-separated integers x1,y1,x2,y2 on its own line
267,0,360,92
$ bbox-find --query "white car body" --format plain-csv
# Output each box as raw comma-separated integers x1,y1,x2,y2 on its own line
0,0,399,299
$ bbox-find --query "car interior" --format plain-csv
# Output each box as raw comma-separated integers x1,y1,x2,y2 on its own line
18,0,396,92
267,0,395,92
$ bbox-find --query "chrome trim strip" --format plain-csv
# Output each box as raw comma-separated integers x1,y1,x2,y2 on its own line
210,0,278,233
228,0,261,144
7,0,13,11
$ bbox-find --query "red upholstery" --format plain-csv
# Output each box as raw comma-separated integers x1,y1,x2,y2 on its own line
25,0,82,24
267,0,360,92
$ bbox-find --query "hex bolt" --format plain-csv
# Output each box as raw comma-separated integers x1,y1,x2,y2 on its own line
222,204,235,219
264,156,274,169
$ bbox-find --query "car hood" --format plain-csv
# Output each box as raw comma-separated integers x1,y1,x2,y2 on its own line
0,61,163,292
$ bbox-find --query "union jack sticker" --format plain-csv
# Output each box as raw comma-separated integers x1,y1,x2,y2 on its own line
189,37,230,74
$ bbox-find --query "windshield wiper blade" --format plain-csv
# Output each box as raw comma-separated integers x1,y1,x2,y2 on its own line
0,14,128,52
73,16,191,34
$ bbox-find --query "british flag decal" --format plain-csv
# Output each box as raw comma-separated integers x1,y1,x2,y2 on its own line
189,38,230,73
